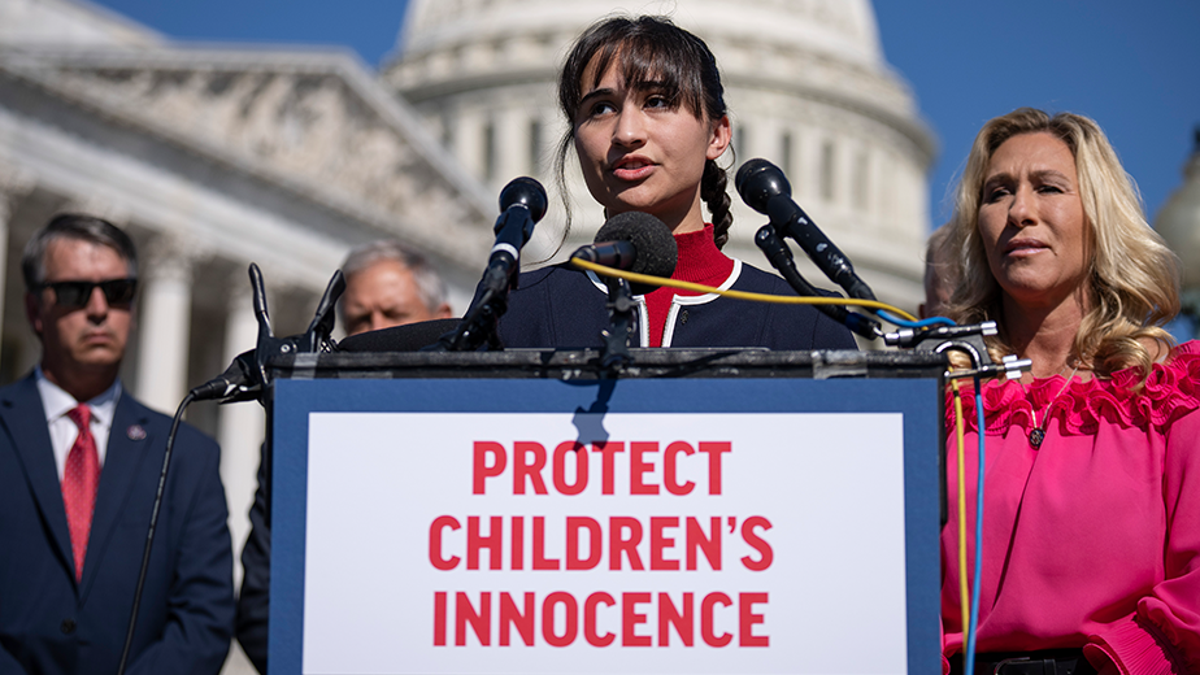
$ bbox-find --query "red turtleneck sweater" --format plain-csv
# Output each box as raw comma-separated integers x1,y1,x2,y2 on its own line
643,224,735,347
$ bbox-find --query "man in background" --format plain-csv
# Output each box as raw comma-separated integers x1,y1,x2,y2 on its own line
0,214,233,674
337,240,454,336
236,239,453,674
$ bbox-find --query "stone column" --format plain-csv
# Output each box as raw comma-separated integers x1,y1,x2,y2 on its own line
135,236,199,414
217,280,265,588
495,106,524,187
0,166,35,370
457,107,487,184
0,193,14,372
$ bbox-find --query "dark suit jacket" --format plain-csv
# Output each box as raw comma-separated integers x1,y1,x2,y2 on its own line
0,375,234,675
236,444,269,675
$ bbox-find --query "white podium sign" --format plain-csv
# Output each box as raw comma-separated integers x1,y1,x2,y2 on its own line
299,411,909,675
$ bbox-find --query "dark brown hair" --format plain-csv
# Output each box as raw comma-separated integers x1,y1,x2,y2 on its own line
555,15,733,247
22,213,137,291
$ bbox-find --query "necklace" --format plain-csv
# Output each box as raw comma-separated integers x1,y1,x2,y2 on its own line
1023,364,1080,448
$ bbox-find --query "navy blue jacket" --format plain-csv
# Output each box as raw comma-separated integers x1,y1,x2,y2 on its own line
497,259,857,350
0,375,233,675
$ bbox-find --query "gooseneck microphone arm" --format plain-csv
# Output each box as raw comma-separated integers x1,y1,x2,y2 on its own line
754,225,881,340
736,158,877,302
435,176,548,352
190,264,345,404
297,267,346,354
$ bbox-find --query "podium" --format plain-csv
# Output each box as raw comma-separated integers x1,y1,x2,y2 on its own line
267,348,946,675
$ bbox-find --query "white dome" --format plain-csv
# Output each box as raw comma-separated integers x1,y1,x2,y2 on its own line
401,0,883,67
1156,132,1200,291
384,0,935,311
388,0,918,125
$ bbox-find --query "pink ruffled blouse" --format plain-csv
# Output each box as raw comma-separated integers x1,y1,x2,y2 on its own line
941,341,1200,674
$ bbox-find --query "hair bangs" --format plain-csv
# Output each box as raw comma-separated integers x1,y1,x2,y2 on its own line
605,31,705,119
553,15,732,252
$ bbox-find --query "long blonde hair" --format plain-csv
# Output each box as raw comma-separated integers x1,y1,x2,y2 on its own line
945,108,1180,378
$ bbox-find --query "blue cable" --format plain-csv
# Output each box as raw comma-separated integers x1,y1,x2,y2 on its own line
876,309,956,328
964,375,986,674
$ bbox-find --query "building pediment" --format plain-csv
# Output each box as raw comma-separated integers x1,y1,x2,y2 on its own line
0,45,495,266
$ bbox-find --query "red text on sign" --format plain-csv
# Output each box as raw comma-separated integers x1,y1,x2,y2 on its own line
472,441,731,496
432,590,769,648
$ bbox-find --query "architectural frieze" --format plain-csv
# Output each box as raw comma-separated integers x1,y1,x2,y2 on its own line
0,46,495,267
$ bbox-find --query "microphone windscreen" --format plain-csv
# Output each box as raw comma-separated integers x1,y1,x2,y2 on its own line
337,318,461,352
594,211,678,295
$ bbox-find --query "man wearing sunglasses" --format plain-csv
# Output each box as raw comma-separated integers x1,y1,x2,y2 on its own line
0,214,233,675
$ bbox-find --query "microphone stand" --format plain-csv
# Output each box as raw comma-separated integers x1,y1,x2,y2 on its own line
754,225,881,340
238,262,345,532
117,264,343,675
431,177,547,352
434,284,507,352
600,277,637,370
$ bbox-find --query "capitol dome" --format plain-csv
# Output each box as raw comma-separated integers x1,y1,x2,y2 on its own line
1155,129,1200,321
384,0,936,309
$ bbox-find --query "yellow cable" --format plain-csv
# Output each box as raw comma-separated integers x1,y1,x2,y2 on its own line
952,377,970,641
570,258,918,322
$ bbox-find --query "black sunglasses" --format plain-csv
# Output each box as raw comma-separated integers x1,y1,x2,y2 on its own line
38,278,138,308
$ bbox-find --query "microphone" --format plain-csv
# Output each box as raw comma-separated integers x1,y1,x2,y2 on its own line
483,176,548,296
189,350,257,402
126,262,345,675
736,158,876,301
754,225,880,339
571,211,678,296
189,264,346,403
436,177,548,351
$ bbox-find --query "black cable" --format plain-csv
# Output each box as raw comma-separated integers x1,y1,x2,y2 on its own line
116,390,195,675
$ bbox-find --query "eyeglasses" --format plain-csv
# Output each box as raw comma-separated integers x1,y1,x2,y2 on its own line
38,278,138,308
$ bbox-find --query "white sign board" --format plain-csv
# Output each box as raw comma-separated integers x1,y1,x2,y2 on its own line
300,411,908,675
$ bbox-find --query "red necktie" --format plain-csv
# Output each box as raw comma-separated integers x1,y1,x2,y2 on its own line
63,404,100,583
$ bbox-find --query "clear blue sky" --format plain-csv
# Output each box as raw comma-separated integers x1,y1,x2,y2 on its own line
90,0,1199,227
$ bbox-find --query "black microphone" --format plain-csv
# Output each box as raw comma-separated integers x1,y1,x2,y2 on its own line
126,263,347,675
571,240,636,270
736,158,875,301
189,265,345,403
483,176,548,295
571,211,678,296
189,350,258,402
436,177,548,351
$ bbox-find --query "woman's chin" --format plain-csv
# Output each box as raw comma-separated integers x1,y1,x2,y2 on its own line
1001,280,1084,310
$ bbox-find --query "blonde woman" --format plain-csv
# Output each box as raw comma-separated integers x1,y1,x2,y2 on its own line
940,108,1199,675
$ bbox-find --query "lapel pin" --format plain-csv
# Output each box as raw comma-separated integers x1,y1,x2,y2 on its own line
127,424,146,441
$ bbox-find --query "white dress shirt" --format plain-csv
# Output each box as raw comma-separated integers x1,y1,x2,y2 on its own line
35,367,121,481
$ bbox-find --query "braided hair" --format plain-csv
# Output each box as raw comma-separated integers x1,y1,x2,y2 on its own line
556,15,733,248
702,158,733,248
